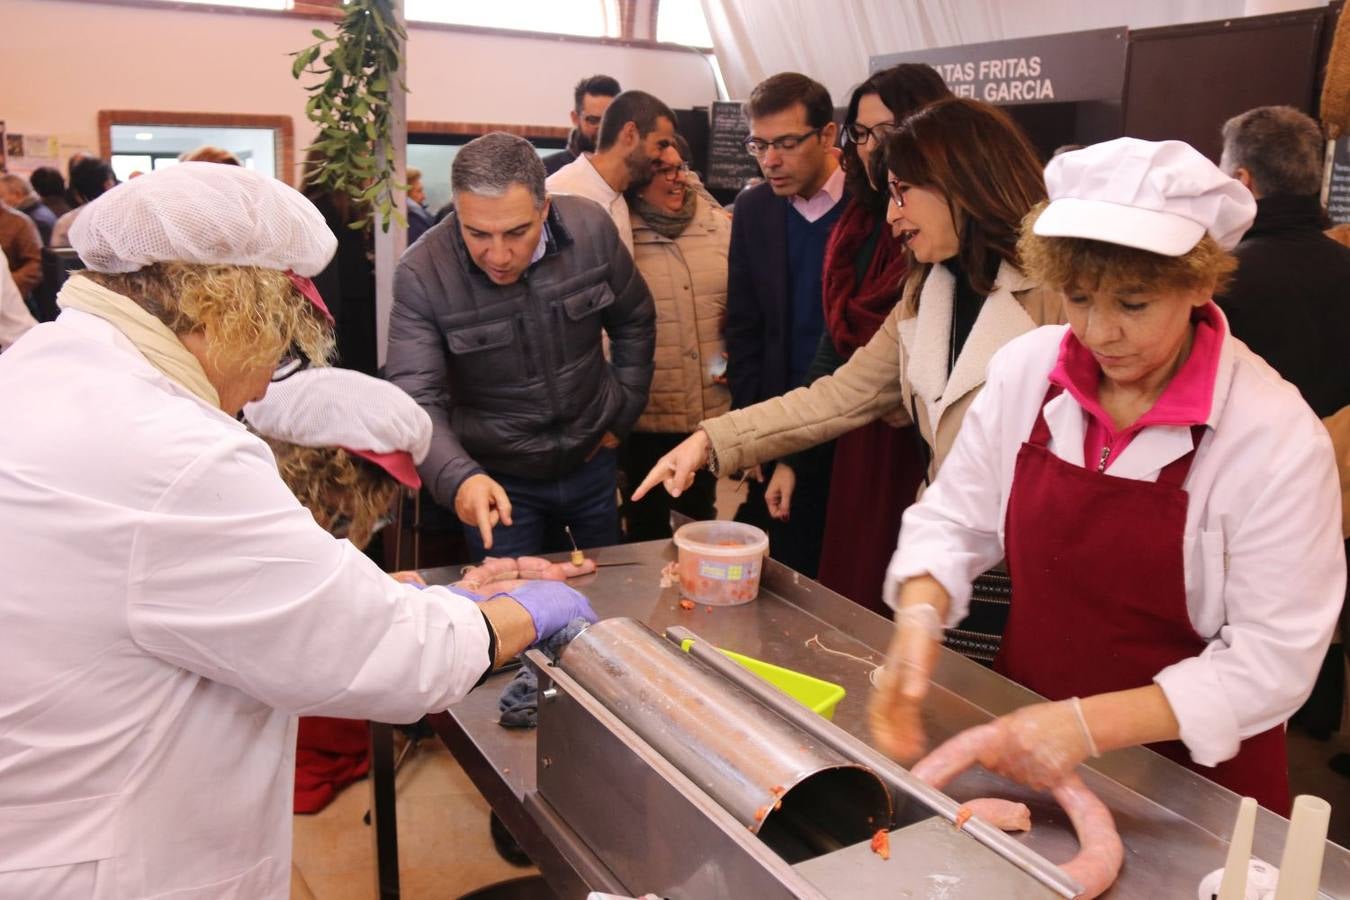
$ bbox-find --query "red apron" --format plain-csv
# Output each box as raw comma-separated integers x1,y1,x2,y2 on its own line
994,385,1290,815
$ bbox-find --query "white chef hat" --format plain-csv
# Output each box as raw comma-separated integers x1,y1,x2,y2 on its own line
69,162,337,277
1034,138,1256,256
243,368,432,490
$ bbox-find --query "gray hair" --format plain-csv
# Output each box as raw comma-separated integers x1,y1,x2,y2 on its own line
0,173,39,207
1220,105,1325,197
451,132,546,208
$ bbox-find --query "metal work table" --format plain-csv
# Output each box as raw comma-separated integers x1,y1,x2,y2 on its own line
426,540,1350,898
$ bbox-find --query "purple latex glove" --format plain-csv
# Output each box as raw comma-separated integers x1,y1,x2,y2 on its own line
490,579,599,644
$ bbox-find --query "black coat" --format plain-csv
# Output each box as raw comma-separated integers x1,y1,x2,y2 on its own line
386,196,656,507
724,182,794,410
1218,194,1350,418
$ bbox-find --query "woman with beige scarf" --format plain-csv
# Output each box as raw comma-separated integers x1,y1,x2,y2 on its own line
620,140,732,540
0,163,595,900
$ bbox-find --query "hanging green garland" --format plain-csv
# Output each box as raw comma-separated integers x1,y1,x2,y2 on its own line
291,0,406,230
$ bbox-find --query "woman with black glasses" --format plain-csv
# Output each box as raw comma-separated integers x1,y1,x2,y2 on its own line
634,98,1064,619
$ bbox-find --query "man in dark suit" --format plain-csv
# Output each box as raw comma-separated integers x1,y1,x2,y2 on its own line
1218,105,1350,747
724,73,846,577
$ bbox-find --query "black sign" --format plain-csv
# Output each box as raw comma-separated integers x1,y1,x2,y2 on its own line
1327,136,1350,225
706,101,763,192
870,27,1128,106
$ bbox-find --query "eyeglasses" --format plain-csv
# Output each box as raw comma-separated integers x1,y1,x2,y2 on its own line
743,128,823,158
886,179,913,209
272,346,311,382
846,120,896,146
654,162,691,180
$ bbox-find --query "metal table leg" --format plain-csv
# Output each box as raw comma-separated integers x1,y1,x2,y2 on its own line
369,721,400,899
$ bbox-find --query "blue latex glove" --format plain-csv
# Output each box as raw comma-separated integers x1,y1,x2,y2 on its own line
491,580,599,645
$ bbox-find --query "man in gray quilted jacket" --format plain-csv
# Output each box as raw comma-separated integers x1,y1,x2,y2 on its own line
387,132,655,558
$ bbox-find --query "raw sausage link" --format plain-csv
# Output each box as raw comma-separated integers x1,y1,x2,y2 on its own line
911,724,1123,898
458,555,597,592
960,798,1031,832
1051,774,1123,899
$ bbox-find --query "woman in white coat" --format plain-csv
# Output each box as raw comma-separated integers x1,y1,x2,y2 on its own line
869,138,1345,816
0,163,596,899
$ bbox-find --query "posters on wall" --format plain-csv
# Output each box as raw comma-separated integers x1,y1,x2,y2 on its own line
0,127,93,175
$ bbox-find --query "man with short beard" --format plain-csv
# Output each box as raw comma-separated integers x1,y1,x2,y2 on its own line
544,74,621,176
547,90,678,255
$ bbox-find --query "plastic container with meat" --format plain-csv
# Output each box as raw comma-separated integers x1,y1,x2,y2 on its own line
672,521,770,606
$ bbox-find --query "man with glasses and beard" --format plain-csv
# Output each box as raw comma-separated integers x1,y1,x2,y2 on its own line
544,75,622,176
723,72,845,578
547,90,679,255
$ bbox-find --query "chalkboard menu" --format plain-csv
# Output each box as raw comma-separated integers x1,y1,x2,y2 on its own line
706,101,763,191
1326,136,1350,225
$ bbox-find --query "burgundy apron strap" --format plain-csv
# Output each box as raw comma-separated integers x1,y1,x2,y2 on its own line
1027,383,1062,448
1156,424,1206,489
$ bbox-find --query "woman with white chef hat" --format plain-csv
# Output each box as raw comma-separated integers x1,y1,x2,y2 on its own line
0,162,596,898
868,138,1345,815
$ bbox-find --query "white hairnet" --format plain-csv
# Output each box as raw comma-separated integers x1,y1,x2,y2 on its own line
243,367,432,464
69,162,337,277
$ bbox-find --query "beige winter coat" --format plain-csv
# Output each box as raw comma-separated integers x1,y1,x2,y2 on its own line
702,259,1064,483
631,196,732,433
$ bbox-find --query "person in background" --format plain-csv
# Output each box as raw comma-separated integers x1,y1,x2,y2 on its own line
1218,106,1350,426
0,173,61,320
51,156,115,248
619,135,731,540
546,89,679,255
722,71,848,578
634,99,1062,629
0,249,37,351
770,63,951,613
543,74,622,176
387,132,655,558
301,148,377,375
0,194,43,301
870,138,1343,815
179,145,242,165
0,162,598,897
0,173,57,246
30,166,72,219
1216,105,1350,745
406,165,434,245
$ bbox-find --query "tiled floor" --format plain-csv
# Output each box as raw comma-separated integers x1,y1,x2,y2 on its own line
291,738,535,899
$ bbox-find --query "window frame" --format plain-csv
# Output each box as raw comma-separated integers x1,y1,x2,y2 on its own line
98,110,294,183
72,0,714,51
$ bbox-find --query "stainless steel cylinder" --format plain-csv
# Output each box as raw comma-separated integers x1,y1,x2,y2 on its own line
556,617,891,862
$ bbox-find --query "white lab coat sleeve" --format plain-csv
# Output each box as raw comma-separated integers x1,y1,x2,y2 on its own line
885,347,1012,625
126,431,491,722
1154,418,1345,767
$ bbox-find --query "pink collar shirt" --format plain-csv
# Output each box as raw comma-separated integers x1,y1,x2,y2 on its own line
1049,301,1226,473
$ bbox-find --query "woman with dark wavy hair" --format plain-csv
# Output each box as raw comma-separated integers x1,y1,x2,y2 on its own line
764,63,950,612
635,98,1063,618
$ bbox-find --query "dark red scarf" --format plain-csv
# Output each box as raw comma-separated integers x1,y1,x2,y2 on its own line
821,198,909,356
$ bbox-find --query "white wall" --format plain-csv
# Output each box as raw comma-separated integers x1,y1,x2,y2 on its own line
0,0,720,183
